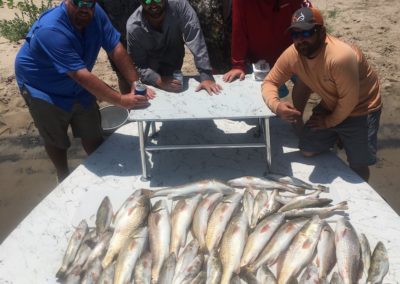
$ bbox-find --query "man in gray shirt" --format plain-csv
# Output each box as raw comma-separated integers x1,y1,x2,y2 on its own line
126,0,222,95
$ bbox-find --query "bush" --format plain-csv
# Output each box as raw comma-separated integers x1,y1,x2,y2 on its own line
0,0,53,42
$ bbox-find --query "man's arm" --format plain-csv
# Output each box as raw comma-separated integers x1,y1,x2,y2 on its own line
68,68,149,109
177,0,222,95
261,49,301,123
108,42,139,90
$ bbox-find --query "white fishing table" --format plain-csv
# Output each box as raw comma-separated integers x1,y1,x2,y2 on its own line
128,75,274,181
0,107,399,283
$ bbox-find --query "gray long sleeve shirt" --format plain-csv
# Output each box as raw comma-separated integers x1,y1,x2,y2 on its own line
126,0,213,85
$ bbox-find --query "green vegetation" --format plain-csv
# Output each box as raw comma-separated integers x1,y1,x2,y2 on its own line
0,0,53,42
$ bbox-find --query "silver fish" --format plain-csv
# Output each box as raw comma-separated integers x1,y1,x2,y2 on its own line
359,233,371,278
190,271,206,284
102,194,150,268
112,189,142,226
228,176,305,194
256,265,277,284
81,257,102,284
113,227,148,284
274,190,321,205
170,194,202,256
83,230,112,271
335,217,362,284
206,250,222,284
95,196,113,237
265,173,329,192
367,241,389,283
251,190,269,228
219,211,248,284
278,197,332,212
56,219,89,279
242,189,257,227
239,269,258,284
241,213,285,268
315,223,336,280
299,263,319,284
143,179,234,199
330,272,344,284
65,241,93,276
158,253,177,284
249,218,308,272
174,254,204,284
192,192,223,251
282,201,348,218
134,251,152,284
173,239,200,284
97,261,115,284
277,216,325,284
149,200,171,284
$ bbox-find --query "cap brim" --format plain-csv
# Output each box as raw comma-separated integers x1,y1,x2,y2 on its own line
288,22,316,31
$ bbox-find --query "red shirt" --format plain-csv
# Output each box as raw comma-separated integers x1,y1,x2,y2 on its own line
231,0,310,70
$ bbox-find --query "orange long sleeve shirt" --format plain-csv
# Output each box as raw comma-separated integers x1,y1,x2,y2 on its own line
261,34,382,128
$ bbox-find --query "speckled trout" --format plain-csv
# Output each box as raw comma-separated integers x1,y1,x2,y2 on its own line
113,227,148,284
249,218,308,272
56,219,89,279
148,200,171,284
192,192,223,251
206,192,242,252
228,176,306,194
170,194,202,256
102,194,150,268
277,216,325,284
367,241,389,284
143,179,234,199
219,211,248,284
335,217,362,284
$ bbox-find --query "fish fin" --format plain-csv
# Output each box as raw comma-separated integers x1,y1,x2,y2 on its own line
335,201,348,210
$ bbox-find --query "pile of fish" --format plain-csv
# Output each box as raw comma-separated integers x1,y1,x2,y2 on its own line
56,174,389,284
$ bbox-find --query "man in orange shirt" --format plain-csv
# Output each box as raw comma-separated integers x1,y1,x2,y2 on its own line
262,7,382,181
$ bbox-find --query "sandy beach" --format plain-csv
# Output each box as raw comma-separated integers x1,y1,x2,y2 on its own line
0,0,399,243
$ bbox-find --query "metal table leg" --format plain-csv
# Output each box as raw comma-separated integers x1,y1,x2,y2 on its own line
264,118,271,172
138,121,150,181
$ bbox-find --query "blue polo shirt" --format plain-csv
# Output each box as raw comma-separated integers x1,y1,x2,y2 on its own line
15,2,120,112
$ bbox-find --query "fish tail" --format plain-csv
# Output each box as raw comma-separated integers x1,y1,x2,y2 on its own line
141,189,154,198
335,201,348,210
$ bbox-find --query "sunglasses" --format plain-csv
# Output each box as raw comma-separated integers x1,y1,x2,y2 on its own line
290,28,317,40
143,0,162,4
72,0,96,8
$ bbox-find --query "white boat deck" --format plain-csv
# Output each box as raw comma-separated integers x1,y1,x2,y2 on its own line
0,112,399,283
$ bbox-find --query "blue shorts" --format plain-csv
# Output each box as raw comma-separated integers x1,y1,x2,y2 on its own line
299,106,381,167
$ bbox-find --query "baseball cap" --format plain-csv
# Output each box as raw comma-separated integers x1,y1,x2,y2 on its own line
288,7,324,31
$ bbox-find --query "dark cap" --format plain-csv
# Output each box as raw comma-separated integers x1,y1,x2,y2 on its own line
288,7,324,31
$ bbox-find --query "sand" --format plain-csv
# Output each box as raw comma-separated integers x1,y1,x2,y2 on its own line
0,0,399,243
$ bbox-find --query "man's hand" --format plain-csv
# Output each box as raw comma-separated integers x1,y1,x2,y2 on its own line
145,86,156,99
276,102,302,124
222,68,245,82
157,77,182,92
195,80,222,95
119,93,151,109
306,112,328,130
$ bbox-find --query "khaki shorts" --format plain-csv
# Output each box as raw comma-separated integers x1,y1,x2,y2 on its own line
25,96,103,150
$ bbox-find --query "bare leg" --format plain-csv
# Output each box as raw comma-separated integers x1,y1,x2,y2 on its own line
81,138,104,155
350,165,370,182
44,143,69,182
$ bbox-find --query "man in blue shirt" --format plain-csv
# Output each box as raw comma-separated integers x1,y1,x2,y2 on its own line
15,0,154,182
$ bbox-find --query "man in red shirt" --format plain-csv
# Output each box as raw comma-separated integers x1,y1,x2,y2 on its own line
223,0,311,88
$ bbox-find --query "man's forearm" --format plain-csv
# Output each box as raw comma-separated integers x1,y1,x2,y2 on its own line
109,42,139,87
68,68,122,106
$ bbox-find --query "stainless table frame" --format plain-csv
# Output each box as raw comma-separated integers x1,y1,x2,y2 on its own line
129,75,274,180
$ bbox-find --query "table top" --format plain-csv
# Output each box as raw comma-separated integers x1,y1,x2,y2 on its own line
0,118,399,283
128,75,274,121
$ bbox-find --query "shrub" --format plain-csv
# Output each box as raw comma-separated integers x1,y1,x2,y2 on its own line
0,0,53,42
